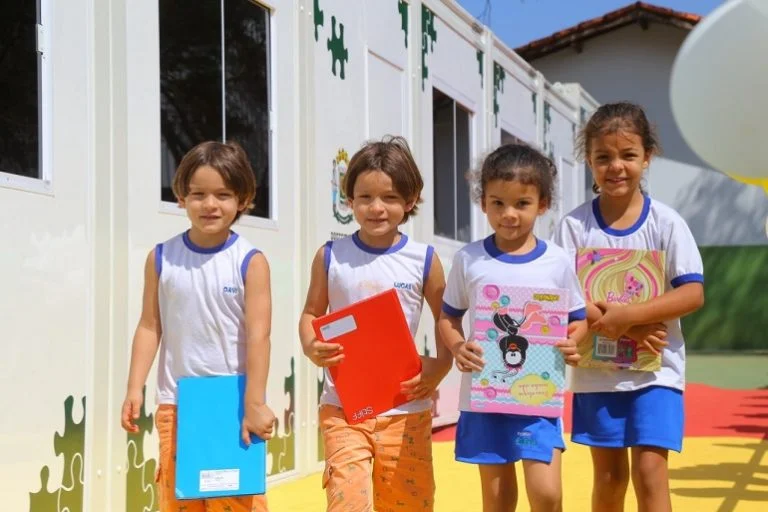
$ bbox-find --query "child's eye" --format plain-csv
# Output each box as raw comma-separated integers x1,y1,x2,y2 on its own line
190,192,204,198
493,200,504,206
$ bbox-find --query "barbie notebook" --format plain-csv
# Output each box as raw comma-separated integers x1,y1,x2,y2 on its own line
312,288,422,424
576,248,666,371
176,375,266,499
470,285,569,418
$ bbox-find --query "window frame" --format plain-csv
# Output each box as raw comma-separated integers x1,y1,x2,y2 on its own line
0,0,53,195
432,87,473,243
157,0,277,227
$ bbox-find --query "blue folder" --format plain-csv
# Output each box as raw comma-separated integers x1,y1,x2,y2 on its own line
176,374,266,499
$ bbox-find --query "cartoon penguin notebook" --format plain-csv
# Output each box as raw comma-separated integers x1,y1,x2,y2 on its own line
176,374,266,499
312,288,422,424
470,285,569,418
576,248,665,372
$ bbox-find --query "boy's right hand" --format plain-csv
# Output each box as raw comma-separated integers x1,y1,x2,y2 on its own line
121,388,144,433
304,339,345,367
627,323,668,355
452,341,484,373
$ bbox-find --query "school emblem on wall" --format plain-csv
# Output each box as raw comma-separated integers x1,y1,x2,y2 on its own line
331,148,353,224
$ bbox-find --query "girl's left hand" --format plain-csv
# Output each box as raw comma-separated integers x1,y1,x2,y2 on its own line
400,357,448,401
592,301,633,340
557,323,582,367
241,403,276,444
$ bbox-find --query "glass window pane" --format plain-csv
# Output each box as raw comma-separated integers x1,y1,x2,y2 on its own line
433,88,455,239
224,0,270,218
0,0,40,178
159,1,223,203
455,104,471,243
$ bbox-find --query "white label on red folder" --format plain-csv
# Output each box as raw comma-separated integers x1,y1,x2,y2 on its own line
320,315,357,340
200,469,240,492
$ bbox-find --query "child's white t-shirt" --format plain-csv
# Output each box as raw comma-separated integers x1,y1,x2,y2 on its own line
442,237,586,411
554,195,704,393
155,231,261,405
321,232,435,416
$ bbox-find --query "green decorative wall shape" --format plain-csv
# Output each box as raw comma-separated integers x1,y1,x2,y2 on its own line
29,396,86,512
398,0,409,48
267,357,296,475
313,0,324,42
126,387,157,512
532,92,538,117
327,16,349,80
477,50,484,88
421,5,437,91
492,62,506,127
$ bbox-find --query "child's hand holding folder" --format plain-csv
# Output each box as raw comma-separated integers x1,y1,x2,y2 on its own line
241,402,276,444
304,339,345,367
400,355,451,401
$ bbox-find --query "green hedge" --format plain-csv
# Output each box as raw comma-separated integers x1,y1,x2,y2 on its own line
682,245,768,351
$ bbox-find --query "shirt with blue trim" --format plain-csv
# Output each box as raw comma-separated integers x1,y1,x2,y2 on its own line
442,236,586,412
554,196,704,393
321,231,435,416
154,231,261,405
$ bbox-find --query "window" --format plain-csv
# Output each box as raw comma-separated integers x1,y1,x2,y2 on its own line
0,0,43,181
433,88,471,242
159,0,272,218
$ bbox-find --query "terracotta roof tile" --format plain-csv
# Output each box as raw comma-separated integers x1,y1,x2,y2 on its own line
515,1,701,61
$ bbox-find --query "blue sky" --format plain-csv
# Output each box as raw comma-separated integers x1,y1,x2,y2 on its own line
455,0,727,48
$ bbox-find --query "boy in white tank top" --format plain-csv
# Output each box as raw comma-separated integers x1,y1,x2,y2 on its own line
120,141,274,512
299,136,451,511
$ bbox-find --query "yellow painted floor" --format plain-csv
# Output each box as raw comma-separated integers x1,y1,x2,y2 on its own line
267,437,768,511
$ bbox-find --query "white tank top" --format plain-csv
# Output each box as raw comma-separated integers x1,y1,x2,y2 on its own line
320,232,435,416
155,231,261,405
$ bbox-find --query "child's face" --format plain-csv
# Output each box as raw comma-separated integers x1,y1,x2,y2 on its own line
587,130,650,198
349,170,414,239
482,178,547,246
178,165,245,236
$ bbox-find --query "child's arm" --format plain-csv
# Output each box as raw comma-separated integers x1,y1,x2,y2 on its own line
438,313,484,373
592,282,704,340
121,250,162,433
401,255,452,401
559,319,587,366
587,301,669,354
298,246,344,367
241,252,276,444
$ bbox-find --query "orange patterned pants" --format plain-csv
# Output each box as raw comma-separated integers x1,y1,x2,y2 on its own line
320,405,435,512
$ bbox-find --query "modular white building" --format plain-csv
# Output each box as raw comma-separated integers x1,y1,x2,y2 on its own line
0,1,597,510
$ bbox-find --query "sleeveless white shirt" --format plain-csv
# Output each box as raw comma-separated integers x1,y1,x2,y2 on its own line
155,231,261,404
320,232,435,416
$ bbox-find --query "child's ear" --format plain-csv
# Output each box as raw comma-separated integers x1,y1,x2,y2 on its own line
177,197,186,209
537,197,550,215
405,198,417,212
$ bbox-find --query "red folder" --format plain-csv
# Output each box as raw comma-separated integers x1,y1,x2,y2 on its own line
312,289,422,424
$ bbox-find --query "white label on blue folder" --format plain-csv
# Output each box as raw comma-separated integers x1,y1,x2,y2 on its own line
200,469,240,492
320,315,357,340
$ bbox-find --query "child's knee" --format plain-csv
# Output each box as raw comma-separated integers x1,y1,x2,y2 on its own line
631,453,668,493
528,486,562,512
593,464,630,503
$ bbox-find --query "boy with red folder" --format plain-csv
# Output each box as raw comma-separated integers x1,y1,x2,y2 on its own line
299,137,450,511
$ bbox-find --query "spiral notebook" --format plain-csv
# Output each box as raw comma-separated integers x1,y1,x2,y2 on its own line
176,374,266,499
